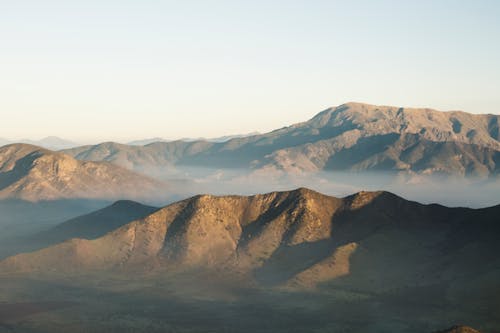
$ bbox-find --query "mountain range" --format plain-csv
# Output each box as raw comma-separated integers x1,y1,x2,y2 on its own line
60,102,500,178
127,132,260,146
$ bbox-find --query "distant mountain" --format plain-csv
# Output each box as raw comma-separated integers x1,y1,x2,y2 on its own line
62,141,180,177
257,102,500,176
3,188,499,309
127,137,169,146
21,136,80,150
0,136,80,150
0,144,169,201
62,103,500,178
35,200,158,247
127,133,261,146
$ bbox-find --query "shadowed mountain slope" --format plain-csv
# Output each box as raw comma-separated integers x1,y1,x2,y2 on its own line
61,102,500,177
35,200,159,247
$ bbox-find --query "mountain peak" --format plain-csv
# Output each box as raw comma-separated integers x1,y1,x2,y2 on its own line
0,144,168,201
110,199,152,209
286,186,323,198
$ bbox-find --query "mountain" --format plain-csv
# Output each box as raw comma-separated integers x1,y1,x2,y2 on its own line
127,132,259,146
0,137,80,150
35,200,158,247
62,141,181,177
21,136,80,150
0,144,169,201
176,132,262,143
257,102,500,176
3,188,499,302
2,188,499,332
127,137,169,146
62,103,500,178
127,133,261,146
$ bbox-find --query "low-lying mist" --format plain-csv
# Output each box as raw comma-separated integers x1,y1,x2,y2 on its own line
161,167,500,209
0,199,110,259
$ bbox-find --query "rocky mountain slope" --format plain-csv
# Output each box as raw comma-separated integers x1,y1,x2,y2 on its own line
61,102,500,178
2,188,499,306
0,144,168,201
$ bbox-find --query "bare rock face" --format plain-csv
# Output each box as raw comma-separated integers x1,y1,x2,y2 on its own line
2,187,499,300
0,144,168,201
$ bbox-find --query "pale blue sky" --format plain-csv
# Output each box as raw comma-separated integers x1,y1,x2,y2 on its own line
1,0,499,142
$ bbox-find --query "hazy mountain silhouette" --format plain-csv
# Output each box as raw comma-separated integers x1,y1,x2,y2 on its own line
127,132,260,146
34,200,158,247
0,136,80,150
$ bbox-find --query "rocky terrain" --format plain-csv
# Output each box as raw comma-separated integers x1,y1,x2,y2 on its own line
0,144,169,201
61,102,500,178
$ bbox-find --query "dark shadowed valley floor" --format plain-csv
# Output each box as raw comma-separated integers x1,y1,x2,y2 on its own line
0,273,496,333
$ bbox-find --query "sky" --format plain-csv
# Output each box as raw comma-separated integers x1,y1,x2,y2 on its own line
1,0,499,143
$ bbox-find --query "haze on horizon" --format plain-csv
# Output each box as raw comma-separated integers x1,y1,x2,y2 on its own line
1,0,499,142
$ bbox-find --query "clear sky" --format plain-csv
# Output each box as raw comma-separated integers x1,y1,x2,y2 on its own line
1,0,499,142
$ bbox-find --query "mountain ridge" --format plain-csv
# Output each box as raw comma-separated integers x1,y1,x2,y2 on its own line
3,187,498,296
0,136,80,150
60,102,500,177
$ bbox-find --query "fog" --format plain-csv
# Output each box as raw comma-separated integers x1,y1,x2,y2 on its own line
163,167,500,209
0,199,110,259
